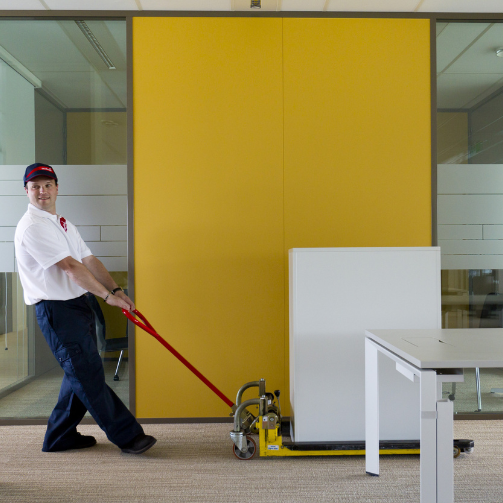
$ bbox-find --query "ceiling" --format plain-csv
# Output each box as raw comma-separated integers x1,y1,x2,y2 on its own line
0,0,502,12
0,3,502,110
0,19,126,109
437,22,503,110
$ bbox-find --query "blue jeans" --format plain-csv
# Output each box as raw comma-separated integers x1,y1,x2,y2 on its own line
35,295,143,451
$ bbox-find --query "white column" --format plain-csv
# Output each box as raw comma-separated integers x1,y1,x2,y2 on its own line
365,337,379,476
420,370,438,503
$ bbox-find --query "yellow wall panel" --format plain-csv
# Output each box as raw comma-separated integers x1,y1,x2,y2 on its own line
283,18,432,249
133,17,432,418
133,17,284,417
437,112,468,164
282,18,431,402
67,111,127,165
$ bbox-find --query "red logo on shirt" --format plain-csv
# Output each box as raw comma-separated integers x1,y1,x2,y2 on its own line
60,217,67,232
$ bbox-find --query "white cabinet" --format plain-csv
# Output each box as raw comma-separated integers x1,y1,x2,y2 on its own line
289,247,441,442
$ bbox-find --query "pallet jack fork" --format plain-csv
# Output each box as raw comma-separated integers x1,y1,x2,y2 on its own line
230,379,474,460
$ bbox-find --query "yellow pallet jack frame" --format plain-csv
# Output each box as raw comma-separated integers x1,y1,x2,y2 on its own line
254,416,420,458
230,379,472,460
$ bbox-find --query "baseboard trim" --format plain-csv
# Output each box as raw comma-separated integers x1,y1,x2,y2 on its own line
0,376,36,400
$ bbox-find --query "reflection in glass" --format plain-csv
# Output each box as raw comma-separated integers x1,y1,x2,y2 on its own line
438,21,503,414
0,274,28,396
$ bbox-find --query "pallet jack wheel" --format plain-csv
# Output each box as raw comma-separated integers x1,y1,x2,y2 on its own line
454,439,474,456
233,436,257,461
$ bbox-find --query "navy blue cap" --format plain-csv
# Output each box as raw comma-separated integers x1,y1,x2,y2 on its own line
24,163,58,187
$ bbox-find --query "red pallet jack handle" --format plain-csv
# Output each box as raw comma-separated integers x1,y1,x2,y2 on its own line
122,309,235,409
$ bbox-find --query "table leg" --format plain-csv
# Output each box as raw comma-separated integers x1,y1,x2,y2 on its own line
365,337,379,476
420,370,438,503
436,399,454,503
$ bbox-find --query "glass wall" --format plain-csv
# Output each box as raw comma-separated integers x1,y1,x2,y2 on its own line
0,274,29,396
0,19,128,419
437,21,503,414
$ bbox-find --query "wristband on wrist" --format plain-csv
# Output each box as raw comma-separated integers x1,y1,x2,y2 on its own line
104,292,111,302
111,287,123,295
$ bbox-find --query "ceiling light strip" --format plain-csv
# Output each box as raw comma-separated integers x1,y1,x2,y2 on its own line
75,20,116,70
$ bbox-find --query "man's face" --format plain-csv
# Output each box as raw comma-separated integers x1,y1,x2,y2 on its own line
25,176,58,214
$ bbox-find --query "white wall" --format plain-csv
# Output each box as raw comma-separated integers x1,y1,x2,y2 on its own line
0,59,35,165
0,165,127,272
438,164,503,269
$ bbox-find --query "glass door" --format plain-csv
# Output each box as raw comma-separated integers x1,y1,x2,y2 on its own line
0,19,129,419
437,21,503,414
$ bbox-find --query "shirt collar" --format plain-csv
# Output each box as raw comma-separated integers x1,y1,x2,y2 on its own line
28,203,58,220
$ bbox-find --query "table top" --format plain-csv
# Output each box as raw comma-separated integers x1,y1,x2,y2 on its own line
365,328,503,369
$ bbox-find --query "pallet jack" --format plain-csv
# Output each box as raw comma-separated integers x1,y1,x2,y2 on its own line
123,309,474,461
230,378,474,460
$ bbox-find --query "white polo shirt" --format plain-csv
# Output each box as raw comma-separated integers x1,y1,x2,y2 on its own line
14,204,93,305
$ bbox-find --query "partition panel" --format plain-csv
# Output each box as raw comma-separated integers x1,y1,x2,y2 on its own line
283,18,432,408
133,17,432,418
133,17,284,418
283,18,432,249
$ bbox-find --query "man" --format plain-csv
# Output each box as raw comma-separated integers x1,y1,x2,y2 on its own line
14,163,156,455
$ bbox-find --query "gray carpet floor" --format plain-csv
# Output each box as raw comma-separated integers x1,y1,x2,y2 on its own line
1,421,502,502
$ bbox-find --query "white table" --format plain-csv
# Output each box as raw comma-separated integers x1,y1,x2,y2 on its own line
365,328,503,503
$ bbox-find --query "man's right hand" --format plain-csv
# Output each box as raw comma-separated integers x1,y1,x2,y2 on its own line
57,256,135,312
105,293,133,311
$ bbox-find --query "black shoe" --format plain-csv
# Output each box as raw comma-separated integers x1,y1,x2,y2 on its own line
121,433,157,454
43,433,97,452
